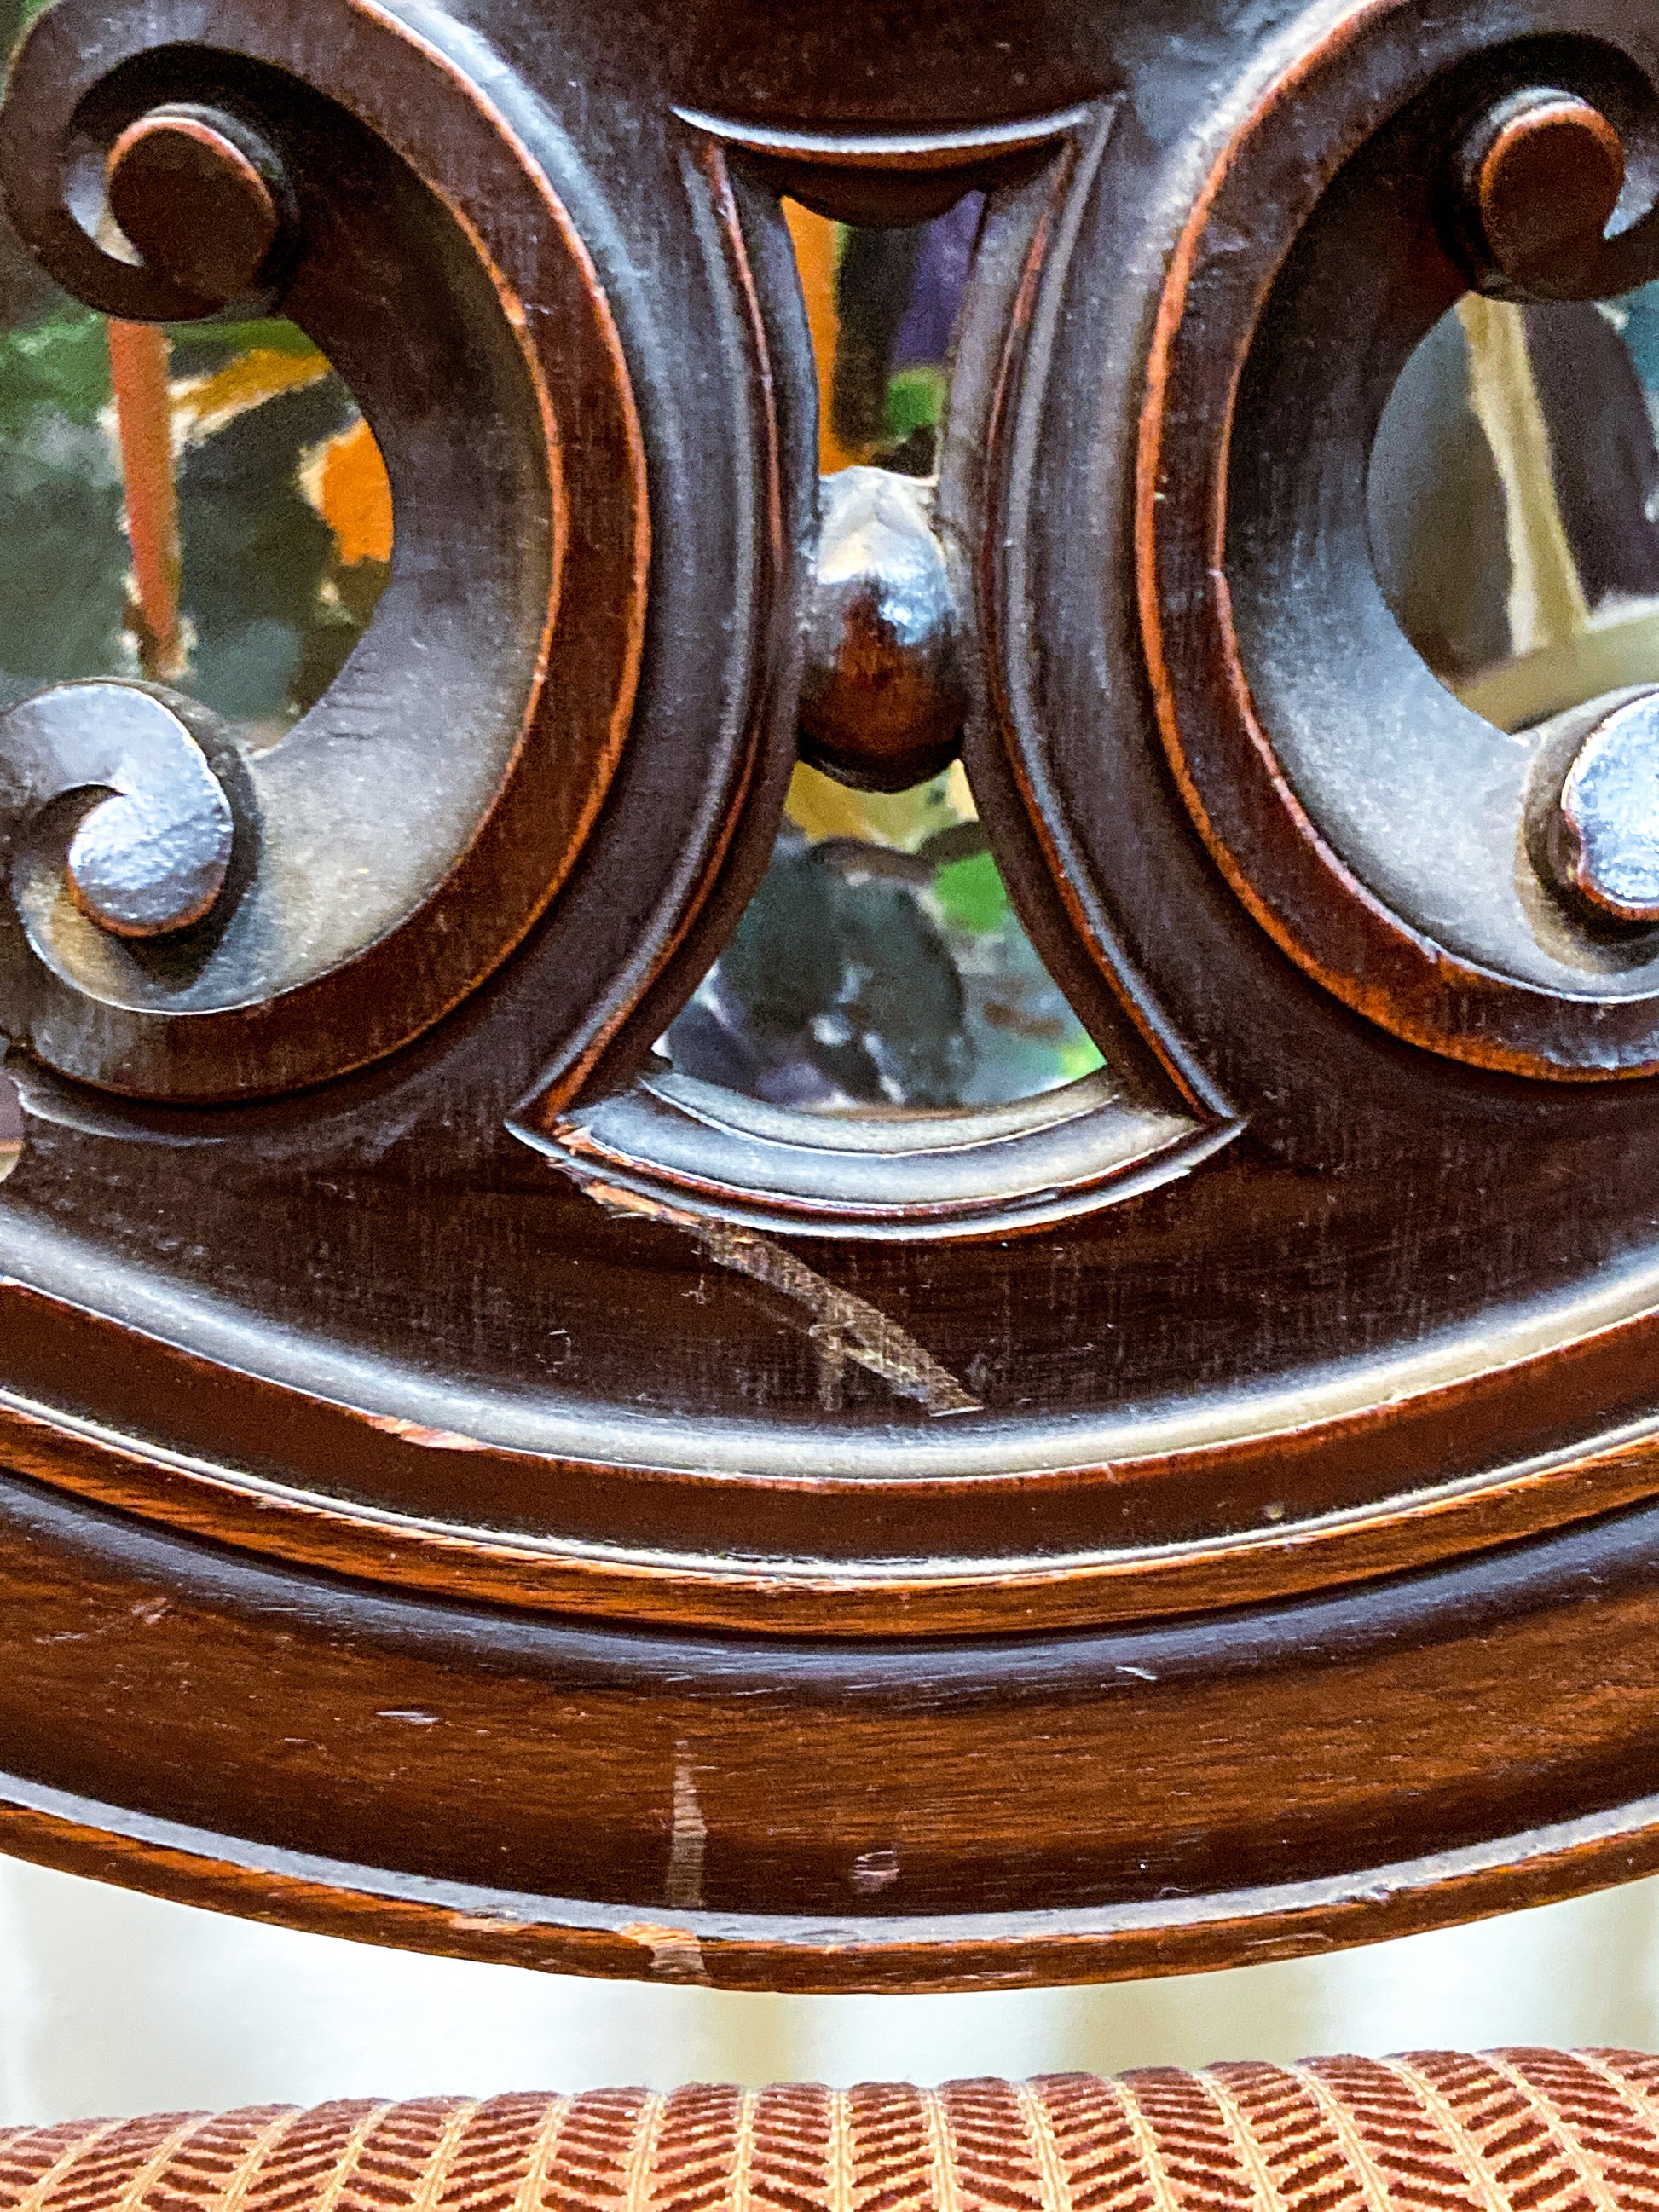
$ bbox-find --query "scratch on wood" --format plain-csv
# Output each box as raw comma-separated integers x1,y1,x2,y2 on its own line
621,1920,710,1983
580,1180,981,1416
666,1741,707,1910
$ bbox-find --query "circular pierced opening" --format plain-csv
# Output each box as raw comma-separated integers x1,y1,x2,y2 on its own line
0,249,390,739
1372,280,1659,731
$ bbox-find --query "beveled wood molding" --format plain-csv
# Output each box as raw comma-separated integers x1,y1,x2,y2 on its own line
5,1763,1659,1991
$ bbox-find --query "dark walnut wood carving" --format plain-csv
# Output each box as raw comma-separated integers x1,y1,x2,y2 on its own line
7,2054,1659,2212
6,0,1659,1994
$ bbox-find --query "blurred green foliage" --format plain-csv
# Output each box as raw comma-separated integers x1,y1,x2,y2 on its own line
933,849,1007,936
0,305,107,430
884,364,946,442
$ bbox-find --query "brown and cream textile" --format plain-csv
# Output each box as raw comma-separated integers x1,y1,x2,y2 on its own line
4,2052,1659,2212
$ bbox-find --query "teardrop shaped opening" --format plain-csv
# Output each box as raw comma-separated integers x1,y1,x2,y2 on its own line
665,759,1104,1112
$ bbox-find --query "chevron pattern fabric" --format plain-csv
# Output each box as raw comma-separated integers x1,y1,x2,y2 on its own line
4,2053,1659,2212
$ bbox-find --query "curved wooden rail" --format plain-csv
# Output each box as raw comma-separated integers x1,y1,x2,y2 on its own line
5,2053,1659,2212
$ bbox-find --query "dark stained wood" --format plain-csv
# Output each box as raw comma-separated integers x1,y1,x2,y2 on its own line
5,0,1659,1993
1464,90,1627,295
106,104,289,312
0,0,662,1100
1130,4,1659,1082
9,1468,1659,1990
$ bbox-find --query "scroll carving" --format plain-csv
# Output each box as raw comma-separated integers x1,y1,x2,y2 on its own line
1136,1,1659,1076
0,0,651,1099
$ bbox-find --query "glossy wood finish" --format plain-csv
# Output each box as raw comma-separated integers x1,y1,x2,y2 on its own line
12,1348,1659,1987
6,0,1659,1987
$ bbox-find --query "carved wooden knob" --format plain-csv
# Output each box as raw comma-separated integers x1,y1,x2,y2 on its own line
1536,689,1659,926
1460,90,1626,292
798,468,966,793
106,104,290,309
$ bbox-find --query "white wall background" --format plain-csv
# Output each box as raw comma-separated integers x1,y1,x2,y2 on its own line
3,1855,1657,2123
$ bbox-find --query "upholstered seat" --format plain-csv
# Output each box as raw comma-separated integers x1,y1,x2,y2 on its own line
6,2054,1659,2212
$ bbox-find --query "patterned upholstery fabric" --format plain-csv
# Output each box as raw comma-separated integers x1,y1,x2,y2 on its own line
3,2053,1659,2212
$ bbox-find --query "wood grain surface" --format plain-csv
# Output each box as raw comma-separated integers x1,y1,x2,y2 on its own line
8,2054,1659,2212
4,0,1659,1984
